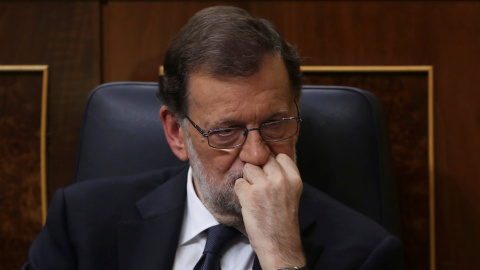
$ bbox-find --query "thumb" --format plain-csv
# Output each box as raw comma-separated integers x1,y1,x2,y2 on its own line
234,178,250,200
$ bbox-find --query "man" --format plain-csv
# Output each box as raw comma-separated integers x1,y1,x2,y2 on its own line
24,6,402,270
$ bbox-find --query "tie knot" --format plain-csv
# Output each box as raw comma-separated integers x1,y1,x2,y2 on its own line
204,224,241,255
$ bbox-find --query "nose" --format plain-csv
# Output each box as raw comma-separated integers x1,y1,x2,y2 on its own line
238,128,270,166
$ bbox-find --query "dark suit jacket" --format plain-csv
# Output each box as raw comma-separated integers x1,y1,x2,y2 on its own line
23,165,403,270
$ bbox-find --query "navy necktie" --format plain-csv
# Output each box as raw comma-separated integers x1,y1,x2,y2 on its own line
193,224,241,270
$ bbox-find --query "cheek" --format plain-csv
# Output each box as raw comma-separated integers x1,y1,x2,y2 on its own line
269,141,296,160
196,146,239,174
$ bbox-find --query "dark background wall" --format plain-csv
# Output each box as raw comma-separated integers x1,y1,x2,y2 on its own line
1,1,479,269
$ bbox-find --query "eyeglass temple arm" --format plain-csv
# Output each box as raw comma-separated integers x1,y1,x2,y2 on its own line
294,100,302,120
185,115,209,137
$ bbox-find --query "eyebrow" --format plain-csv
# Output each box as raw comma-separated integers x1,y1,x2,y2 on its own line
210,109,290,129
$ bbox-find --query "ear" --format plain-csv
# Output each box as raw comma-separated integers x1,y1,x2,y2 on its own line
159,106,189,161
294,96,301,143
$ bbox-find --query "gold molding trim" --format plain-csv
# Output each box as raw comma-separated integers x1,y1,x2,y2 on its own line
301,65,433,72
302,65,435,270
0,65,49,225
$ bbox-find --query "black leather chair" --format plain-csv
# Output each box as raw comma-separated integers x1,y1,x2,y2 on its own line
74,82,401,237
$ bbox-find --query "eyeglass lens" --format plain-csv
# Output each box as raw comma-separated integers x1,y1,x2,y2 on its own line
208,118,299,149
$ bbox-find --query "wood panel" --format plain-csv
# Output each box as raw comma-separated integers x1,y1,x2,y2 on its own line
0,2,101,196
303,69,431,269
102,1,480,269
0,3,101,269
0,71,44,270
1,1,479,269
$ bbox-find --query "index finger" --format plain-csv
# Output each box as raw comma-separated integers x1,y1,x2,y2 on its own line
275,153,300,179
261,155,284,180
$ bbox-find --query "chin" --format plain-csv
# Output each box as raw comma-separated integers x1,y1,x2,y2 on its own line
187,135,247,226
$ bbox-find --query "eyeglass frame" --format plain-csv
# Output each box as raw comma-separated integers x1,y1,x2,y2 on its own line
184,101,302,149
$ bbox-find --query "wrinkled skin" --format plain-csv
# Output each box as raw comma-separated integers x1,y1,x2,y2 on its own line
160,55,306,269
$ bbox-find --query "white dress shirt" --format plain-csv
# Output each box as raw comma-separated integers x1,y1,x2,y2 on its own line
172,167,255,270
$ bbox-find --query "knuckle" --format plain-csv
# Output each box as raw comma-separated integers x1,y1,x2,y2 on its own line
276,153,288,161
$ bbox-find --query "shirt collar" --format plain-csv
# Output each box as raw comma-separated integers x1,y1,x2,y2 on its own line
178,167,219,246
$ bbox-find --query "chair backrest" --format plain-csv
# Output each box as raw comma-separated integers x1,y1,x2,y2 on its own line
74,82,400,236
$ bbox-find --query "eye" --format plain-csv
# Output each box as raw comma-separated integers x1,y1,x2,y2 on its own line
262,120,283,129
209,127,244,141
208,127,245,148
214,128,237,137
261,119,296,140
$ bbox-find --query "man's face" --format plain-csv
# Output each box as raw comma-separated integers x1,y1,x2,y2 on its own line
183,55,299,225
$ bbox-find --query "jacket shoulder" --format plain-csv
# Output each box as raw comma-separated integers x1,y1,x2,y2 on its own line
300,184,403,269
47,165,187,240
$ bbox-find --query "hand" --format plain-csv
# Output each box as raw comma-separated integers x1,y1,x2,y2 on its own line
234,154,306,269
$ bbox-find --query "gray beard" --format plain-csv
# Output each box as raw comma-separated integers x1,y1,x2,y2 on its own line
186,136,244,226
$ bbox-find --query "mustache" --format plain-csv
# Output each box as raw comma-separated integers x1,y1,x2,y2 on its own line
228,161,245,176
229,172,243,182
226,168,244,185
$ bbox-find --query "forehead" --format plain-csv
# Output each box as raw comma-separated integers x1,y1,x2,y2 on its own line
186,55,292,121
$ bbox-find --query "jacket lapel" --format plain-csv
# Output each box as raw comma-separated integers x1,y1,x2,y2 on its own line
116,168,324,270
117,167,188,270
298,189,324,268
253,256,262,270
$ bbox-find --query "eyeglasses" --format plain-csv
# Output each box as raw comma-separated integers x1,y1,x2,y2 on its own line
185,101,302,149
